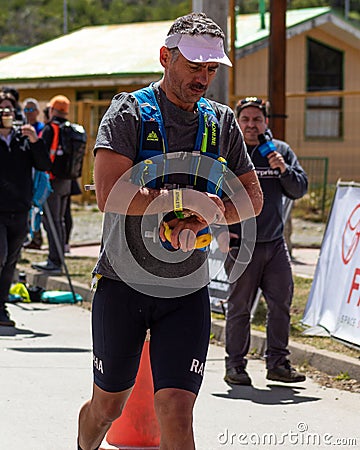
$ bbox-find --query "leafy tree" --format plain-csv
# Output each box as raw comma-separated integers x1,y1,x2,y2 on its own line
0,0,191,46
1,0,359,48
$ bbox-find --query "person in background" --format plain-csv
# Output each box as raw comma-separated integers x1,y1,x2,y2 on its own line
77,13,263,450
23,98,44,134
221,97,308,386
2,86,24,123
64,179,82,254
0,92,51,326
32,95,72,274
43,103,51,124
23,98,45,250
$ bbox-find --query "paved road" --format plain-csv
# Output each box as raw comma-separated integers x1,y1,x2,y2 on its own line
1,303,359,450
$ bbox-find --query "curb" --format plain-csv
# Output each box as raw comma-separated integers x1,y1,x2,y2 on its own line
211,320,360,381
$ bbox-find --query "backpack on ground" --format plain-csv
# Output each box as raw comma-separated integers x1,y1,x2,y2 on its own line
51,121,87,180
41,290,83,303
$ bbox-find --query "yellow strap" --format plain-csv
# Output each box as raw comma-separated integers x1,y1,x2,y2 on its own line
201,113,208,153
91,273,102,292
173,189,183,212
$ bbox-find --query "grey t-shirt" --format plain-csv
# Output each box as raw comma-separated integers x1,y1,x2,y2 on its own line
93,84,254,293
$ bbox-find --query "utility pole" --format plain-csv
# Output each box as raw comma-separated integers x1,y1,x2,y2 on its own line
268,0,287,140
192,0,203,12
229,0,236,108
192,0,230,104
63,0,68,34
345,0,350,19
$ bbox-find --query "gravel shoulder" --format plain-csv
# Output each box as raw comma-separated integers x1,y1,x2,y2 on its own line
68,205,326,249
291,217,325,248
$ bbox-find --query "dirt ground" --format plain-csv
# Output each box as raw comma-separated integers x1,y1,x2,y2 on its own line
291,217,325,248
305,368,360,393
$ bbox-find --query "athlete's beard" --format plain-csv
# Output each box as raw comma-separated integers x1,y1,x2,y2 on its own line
162,72,208,110
189,82,207,93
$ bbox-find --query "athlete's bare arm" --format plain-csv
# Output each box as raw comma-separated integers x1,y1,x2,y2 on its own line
94,149,225,224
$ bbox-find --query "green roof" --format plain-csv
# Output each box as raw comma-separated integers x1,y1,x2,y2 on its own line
235,7,331,47
0,20,170,82
0,7,347,84
0,45,28,53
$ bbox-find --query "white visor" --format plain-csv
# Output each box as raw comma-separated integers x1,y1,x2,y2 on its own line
165,33,232,67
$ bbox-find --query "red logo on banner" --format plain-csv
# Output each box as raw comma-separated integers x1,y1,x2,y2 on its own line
342,204,360,265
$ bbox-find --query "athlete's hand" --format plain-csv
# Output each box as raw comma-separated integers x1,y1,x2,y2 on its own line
182,189,225,225
183,190,225,225
159,216,209,252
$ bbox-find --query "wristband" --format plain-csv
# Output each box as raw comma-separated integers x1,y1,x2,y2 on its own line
173,189,185,219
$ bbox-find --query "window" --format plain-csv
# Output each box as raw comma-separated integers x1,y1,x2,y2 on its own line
305,39,343,139
305,96,343,138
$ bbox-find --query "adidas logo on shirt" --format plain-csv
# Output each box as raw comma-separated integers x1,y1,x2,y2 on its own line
146,131,159,142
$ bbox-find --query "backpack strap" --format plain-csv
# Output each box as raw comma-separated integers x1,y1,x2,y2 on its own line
191,98,226,194
132,86,167,160
131,86,226,252
49,122,60,180
133,86,220,161
131,86,223,190
131,86,168,188
195,97,220,157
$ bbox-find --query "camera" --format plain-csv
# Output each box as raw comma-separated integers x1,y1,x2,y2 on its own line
0,113,14,128
0,108,23,130
0,117,24,131
258,133,276,157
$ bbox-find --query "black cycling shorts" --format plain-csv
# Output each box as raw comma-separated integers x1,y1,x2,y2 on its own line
92,277,211,395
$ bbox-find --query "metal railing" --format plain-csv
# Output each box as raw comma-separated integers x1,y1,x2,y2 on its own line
296,156,329,219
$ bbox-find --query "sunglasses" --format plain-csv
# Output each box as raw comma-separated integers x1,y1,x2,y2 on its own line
0,107,15,114
24,107,36,113
240,97,263,105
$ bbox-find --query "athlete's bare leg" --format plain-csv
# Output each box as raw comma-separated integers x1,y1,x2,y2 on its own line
78,383,132,450
155,388,197,450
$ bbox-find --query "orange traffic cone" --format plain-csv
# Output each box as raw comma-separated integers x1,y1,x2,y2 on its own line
104,339,160,449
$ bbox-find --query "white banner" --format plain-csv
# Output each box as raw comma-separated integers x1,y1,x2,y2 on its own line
302,182,360,347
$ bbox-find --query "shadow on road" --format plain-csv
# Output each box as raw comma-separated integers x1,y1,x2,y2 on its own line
212,383,320,405
0,326,50,339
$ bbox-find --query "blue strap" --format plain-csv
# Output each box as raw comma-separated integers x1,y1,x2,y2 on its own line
133,86,220,158
195,97,219,153
131,85,222,194
131,86,223,251
132,86,168,155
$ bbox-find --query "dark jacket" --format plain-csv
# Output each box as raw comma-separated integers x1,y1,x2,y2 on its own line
230,132,308,243
0,129,51,213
